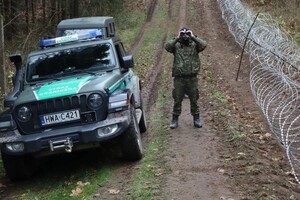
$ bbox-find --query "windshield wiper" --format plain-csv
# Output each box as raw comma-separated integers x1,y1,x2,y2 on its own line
64,69,98,76
51,71,64,79
75,69,98,75
28,75,60,85
49,69,98,78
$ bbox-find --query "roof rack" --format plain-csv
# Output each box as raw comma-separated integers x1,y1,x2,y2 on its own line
39,30,103,48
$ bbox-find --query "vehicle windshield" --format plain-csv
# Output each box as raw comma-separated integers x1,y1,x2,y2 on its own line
26,43,115,82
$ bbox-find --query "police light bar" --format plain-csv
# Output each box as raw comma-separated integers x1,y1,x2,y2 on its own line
39,30,103,47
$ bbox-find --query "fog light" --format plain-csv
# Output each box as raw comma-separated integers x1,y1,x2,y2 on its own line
97,124,118,137
6,143,24,152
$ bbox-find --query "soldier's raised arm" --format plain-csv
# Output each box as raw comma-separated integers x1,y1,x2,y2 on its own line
187,30,207,52
165,37,180,53
191,35,207,52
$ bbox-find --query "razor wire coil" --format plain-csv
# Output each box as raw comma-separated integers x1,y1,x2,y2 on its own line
217,0,300,184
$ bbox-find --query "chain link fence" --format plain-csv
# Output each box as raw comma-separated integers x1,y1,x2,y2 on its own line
217,0,300,183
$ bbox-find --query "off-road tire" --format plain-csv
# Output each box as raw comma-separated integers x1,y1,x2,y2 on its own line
1,151,37,181
138,94,147,133
120,104,143,161
139,109,147,133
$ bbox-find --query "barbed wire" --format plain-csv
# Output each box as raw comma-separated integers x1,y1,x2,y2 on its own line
217,0,300,184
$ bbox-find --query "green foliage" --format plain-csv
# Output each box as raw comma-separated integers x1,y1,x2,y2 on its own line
226,131,247,142
212,91,228,103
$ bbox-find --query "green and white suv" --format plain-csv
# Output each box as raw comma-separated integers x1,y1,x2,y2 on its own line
0,16,147,180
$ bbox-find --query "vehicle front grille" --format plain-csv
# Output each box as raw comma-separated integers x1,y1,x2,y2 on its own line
14,92,108,134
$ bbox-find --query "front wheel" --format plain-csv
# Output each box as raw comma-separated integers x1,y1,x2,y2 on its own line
139,108,147,133
138,95,147,133
1,151,38,181
120,104,143,161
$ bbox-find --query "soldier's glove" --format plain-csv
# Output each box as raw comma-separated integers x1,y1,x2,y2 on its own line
186,30,194,37
178,30,185,38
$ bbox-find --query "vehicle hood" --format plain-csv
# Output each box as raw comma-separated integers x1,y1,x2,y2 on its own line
14,72,126,106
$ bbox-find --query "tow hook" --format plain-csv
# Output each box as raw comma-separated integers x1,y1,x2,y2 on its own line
49,137,73,153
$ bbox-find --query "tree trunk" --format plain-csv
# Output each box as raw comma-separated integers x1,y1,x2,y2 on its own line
42,0,46,21
50,0,56,25
31,0,35,23
72,0,79,18
0,15,6,95
0,0,3,16
61,0,66,20
25,0,29,32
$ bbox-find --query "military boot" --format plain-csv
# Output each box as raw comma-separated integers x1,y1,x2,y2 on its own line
193,114,202,128
170,115,179,129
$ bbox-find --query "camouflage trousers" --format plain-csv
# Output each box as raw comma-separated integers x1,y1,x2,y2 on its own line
172,76,200,116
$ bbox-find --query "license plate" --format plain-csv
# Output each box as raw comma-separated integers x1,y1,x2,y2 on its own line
40,110,80,126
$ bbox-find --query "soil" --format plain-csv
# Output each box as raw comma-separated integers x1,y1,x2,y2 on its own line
1,0,300,199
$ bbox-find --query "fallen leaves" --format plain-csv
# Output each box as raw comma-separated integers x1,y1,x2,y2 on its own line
70,187,83,197
155,172,163,177
69,181,91,197
108,188,120,194
217,168,225,174
237,152,246,156
77,181,90,187
258,132,272,140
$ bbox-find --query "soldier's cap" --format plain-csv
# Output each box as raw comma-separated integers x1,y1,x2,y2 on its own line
180,27,190,32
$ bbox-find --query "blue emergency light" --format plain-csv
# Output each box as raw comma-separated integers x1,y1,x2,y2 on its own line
39,30,103,47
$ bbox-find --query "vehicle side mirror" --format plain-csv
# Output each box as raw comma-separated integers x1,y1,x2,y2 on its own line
9,54,22,71
4,54,23,108
9,54,22,86
122,55,134,69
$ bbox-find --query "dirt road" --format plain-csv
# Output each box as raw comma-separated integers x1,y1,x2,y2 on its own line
161,0,300,199
162,0,242,199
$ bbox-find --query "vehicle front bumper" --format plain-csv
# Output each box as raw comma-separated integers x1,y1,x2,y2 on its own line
0,111,130,156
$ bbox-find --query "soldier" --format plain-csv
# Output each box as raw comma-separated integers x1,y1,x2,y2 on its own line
165,27,207,129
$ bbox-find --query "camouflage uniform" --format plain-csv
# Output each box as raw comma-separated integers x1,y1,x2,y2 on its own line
165,35,207,116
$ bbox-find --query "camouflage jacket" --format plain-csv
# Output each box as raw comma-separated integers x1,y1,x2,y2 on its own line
165,36,207,77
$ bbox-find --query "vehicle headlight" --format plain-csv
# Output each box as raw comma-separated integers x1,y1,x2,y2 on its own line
97,124,118,137
87,93,103,109
6,143,24,152
17,106,32,121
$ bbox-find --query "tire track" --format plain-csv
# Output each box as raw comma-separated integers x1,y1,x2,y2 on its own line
133,0,173,113
128,0,157,55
